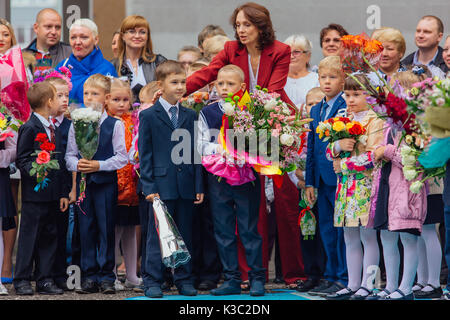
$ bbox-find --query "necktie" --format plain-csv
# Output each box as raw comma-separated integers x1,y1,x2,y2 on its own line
49,124,55,143
52,118,58,127
320,102,329,121
169,106,178,128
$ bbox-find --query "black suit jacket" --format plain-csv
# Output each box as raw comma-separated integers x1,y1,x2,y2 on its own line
16,113,68,202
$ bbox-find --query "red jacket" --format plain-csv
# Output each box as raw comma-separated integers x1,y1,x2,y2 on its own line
186,40,294,106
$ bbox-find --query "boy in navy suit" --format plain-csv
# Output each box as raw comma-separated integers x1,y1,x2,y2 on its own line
305,56,348,296
14,81,69,295
139,60,204,298
197,65,266,296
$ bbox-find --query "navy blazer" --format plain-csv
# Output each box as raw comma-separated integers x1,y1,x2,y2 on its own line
305,94,347,188
138,100,203,200
16,113,69,202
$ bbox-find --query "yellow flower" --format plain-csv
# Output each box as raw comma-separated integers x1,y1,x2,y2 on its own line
0,119,7,130
409,87,419,96
332,121,346,132
346,122,354,131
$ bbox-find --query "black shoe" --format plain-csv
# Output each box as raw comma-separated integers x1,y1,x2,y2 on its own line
37,280,64,295
414,285,443,299
14,280,34,296
198,280,217,291
100,280,116,294
307,279,334,296
273,277,284,284
316,281,345,297
296,278,319,292
76,279,99,294
383,289,414,300
161,281,173,292
55,280,71,291
326,287,355,300
178,284,197,296
349,287,372,300
365,288,391,300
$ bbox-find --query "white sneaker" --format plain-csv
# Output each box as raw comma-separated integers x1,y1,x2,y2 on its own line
0,284,8,295
114,279,125,291
124,278,143,289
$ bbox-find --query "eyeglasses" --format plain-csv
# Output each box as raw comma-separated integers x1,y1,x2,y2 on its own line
124,29,148,37
291,50,309,57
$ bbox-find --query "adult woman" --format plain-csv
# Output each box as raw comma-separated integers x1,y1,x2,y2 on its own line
57,18,117,104
112,15,166,101
284,34,319,108
310,24,348,72
371,27,407,77
111,31,120,59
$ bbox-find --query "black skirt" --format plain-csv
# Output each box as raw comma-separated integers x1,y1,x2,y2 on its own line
0,168,17,218
423,194,445,225
116,205,140,226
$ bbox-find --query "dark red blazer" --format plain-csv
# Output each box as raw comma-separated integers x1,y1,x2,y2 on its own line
186,40,294,106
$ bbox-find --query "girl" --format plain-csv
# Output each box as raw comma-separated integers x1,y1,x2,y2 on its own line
366,69,429,300
105,78,142,290
325,74,385,300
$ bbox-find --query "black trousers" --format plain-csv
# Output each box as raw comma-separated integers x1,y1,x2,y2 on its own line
14,201,59,286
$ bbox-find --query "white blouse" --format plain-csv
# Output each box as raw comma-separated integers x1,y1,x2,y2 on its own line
248,54,260,93
284,72,320,108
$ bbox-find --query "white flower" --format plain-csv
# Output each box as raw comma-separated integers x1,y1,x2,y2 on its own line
280,133,294,146
402,154,417,166
282,105,291,115
410,180,424,194
400,145,414,157
222,102,235,116
402,166,418,181
264,99,278,111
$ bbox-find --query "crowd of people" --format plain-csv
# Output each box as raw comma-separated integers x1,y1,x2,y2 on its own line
0,2,449,300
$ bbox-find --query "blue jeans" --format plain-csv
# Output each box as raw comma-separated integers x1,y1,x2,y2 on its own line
445,206,450,291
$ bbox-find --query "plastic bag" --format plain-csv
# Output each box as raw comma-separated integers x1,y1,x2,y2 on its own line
152,198,191,268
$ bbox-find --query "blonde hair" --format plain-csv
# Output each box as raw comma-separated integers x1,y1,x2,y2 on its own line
139,81,159,103
284,34,313,52
392,66,430,89
202,35,230,60
0,18,17,48
318,56,343,76
84,74,111,94
372,27,406,57
70,18,98,37
306,87,325,101
187,61,209,75
218,64,245,82
45,77,68,88
110,78,132,98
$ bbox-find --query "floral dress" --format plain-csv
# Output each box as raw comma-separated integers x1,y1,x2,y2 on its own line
327,110,385,227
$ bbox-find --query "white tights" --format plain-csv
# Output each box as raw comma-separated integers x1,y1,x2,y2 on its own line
115,225,140,283
415,224,442,291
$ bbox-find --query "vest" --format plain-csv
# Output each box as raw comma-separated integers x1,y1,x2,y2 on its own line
201,102,223,143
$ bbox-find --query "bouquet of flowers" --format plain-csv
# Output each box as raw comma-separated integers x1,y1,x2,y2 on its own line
0,105,19,141
316,116,367,158
29,133,59,191
70,105,102,203
340,33,383,74
180,91,209,114
298,198,317,240
0,47,31,122
33,66,73,91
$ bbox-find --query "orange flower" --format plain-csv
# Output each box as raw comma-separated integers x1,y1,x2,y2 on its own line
364,39,383,54
325,130,330,137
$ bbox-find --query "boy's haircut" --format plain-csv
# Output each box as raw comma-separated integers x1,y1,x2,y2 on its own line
392,65,431,89
203,35,231,59
188,61,209,74
197,24,227,48
139,81,159,102
306,87,325,100
344,74,371,91
177,45,202,61
45,77,68,87
218,64,245,83
318,55,343,75
84,74,112,94
371,27,406,57
156,60,185,81
27,82,56,110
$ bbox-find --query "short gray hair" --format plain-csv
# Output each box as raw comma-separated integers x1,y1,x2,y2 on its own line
284,34,312,52
70,18,98,37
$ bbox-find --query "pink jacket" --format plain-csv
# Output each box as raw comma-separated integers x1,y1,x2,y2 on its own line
368,128,427,232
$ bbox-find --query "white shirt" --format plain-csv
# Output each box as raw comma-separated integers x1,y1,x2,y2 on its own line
197,100,224,156
33,112,55,141
126,59,147,88
65,110,128,172
51,114,65,128
284,72,320,107
159,96,179,119
248,54,260,93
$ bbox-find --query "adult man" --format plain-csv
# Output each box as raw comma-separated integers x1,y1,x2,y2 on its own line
402,15,448,75
24,8,71,71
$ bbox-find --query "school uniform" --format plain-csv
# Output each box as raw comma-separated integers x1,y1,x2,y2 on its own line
0,132,17,221
305,93,348,286
14,113,70,289
138,97,203,290
197,101,265,286
65,110,128,285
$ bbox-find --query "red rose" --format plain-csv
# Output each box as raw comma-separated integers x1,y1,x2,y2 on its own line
349,123,363,135
40,141,55,152
36,150,51,164
35,133,48,143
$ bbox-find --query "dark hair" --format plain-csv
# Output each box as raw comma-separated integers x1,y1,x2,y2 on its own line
420,15,444,34
344,73,371,91
27,82,56,110
319,23,348,48
156,60,185,81
230,2,275,50
197,24,227,48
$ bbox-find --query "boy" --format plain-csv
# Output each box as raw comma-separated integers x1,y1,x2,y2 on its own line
305,56,348,296
47,77,75,291
139,60,204,298
197,64,265,296
14,81,69,295
65,74,128,294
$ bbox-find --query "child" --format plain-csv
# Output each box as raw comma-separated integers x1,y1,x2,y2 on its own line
139,81,159,106
366,70,428,300
105,78,142,290
14,81,69,295
65,74,128,294
46,76,75,291
197,64,265,296
291,87,327,293
324,74,385,300
305,55,348,296
139,60,204,298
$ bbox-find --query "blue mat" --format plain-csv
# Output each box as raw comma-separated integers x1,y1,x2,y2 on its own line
126,289,323,300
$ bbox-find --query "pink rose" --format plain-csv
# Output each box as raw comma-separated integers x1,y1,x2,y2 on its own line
36,151,51,164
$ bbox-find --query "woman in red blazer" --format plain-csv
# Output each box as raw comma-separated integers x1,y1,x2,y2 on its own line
187,2,305,289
